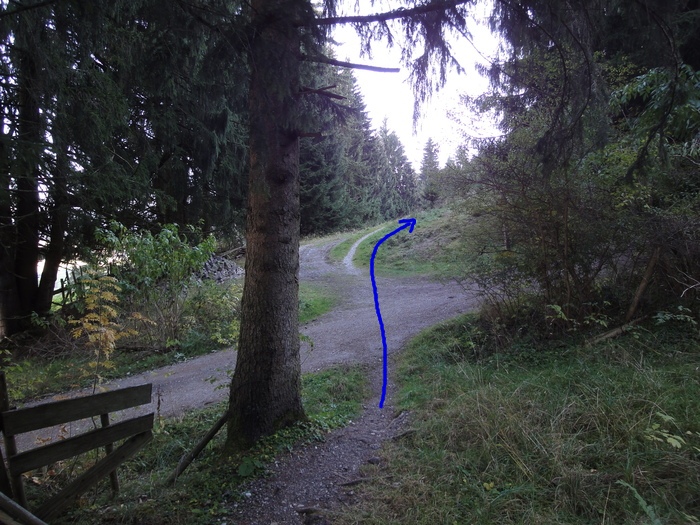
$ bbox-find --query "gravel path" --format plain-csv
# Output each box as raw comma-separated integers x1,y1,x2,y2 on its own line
13,232,480,523
229,235,479,524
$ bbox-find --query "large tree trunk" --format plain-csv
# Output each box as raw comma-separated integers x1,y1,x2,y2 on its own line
226,0,306,450
0,131,17,337
13,45,42,328
36,143,69,314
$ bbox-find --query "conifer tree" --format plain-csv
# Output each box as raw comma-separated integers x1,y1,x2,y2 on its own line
457,0,700,324
0,1,249,334
420,138,441,207
226,0,475,449
378,121,419,216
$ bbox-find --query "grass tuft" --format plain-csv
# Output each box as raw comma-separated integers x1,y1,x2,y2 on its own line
299,282,337,324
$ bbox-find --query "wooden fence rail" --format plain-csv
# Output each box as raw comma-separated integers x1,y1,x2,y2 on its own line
0,372,153,522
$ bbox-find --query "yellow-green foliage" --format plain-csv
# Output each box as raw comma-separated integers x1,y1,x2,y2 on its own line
183,280,241,347
69,274,135,385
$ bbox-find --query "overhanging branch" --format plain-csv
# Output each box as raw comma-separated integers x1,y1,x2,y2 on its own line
1,0,57,19
311,0,471,26
304,54,400,73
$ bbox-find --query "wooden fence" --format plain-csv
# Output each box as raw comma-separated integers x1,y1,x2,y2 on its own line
0,372,153,522
54,265,86,307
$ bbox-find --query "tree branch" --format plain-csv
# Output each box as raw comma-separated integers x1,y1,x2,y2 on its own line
303,54,400,73
625,246,662,323
586,317,646,346
311,0,471,26
300,85,346,100
1,0,57,19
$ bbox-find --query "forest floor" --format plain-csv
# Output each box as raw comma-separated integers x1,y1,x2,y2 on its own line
19,232,481,524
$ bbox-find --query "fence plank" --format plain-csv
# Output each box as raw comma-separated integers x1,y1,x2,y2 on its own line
35,431,153,522
8,414,153,476
1,384,152,436
0,491,49,525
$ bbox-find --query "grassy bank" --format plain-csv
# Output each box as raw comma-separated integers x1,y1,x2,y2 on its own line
41,364,368,524
341,316,700,524
328,223,387,263
349,208,467,277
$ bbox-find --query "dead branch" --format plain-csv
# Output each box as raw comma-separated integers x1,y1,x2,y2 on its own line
671,269,700,297
586,317,646,346
166,410,229,485
219,246,246,259
300,84,346,100
303,54,400,73
312,1,471,26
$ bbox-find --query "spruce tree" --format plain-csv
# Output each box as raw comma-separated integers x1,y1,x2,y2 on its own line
226,0,475,449
420,138,441,207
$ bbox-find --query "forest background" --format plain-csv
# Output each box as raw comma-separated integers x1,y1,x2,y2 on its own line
0,0,698,521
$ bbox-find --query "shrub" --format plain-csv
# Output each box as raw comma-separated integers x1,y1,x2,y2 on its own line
96,223,216,350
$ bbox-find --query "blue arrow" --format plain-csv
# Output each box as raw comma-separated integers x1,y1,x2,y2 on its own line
370,218,416,408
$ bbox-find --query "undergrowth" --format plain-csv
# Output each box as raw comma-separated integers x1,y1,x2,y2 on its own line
340,315,700,524
2,282,335,403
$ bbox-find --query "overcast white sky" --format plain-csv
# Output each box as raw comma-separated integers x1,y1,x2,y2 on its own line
331,1,500,170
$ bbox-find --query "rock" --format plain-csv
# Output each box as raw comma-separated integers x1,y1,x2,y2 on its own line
197,255,244,283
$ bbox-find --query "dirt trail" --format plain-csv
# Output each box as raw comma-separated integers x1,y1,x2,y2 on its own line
229,235,479,524
13,233,480,523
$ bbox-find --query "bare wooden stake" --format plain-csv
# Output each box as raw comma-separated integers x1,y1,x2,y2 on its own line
166,410,229,485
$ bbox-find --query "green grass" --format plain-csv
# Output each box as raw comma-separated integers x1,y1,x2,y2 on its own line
40,364,368,525
351,207,469,277
328,223,388,262
299,281,336,324
3,280,336,402
1,343,224,403
339,316,700,524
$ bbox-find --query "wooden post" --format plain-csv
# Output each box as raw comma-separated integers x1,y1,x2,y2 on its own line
0,372,14,498
100,413,120,495
1,371,24,505
0,382,153,519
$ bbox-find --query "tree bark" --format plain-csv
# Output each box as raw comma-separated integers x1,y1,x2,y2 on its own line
36,142,69,314
226,0,307,450
0,130,17,337
13,42,42,328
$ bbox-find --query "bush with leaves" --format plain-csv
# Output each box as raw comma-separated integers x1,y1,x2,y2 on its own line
182,280,242,349
95,223,217,350
69,273,137,388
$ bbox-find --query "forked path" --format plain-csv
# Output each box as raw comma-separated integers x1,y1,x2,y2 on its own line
30,234,475,424
229,236,479,524
18,234,479,523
